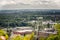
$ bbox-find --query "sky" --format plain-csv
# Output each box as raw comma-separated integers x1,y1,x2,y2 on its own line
0,0,60,10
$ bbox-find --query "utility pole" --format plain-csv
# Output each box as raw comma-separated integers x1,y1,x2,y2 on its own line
35,17,43,40
7,19,11,40
14,15,17,27
53,11,56,23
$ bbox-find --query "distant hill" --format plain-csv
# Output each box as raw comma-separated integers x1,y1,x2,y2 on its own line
0,9,60,15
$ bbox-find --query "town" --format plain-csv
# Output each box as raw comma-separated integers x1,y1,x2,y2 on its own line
0,9,60,40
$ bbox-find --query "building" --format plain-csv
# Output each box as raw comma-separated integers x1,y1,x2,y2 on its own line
12,27,34,35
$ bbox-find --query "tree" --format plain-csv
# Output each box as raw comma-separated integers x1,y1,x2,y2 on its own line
23,32,34,40
47,35,59,40
11,35,23,40
46,24,60,40
54,23,60,36
39,37,46,40
54,23,60,30
0,29,8,40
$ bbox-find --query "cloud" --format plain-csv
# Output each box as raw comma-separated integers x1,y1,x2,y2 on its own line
0,0,60,9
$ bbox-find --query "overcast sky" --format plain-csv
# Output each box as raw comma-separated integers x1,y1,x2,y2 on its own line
0,0,60,10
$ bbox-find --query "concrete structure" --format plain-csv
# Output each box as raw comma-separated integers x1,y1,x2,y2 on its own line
38,28,57,38
12,27,34,35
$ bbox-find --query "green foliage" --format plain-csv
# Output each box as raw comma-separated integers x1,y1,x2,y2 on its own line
39,37,46,40
46,24,60,40
11,35,23,40
11,32,34,40
54,24,60,30
0,30,8,40
54,24,60,36
47,35,59,40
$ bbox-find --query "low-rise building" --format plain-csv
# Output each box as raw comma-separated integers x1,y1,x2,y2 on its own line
12,27,34,35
